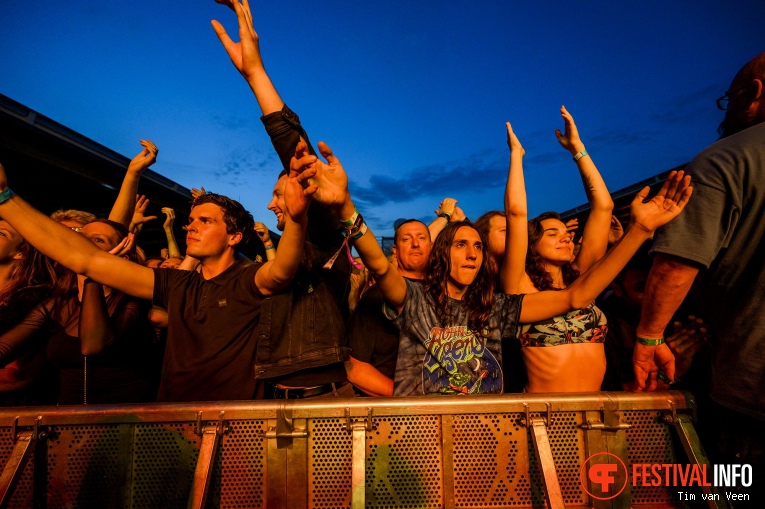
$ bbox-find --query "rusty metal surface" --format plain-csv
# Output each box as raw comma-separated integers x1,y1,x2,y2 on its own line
0,391,693,508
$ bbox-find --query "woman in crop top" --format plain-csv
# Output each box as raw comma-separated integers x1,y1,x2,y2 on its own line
503,108,613,392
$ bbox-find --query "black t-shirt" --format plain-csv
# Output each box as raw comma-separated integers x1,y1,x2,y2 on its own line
348,284,406,380
153,260,263,402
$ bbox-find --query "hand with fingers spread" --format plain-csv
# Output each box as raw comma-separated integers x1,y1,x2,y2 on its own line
554,105,585,156
290,140,348,209
129,195,158,234
190,187,206,200
127,140,158,176
629,170,693,234
211,0,265,82
283,142,319,222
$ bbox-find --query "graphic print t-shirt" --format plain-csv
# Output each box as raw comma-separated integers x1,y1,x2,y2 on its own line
385,279,523,396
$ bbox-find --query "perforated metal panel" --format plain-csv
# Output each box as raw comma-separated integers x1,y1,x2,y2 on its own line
625,410,681,505
0,393,697,508
212,419,267,508
522,412,587,507
451,413,524,507
308,418,352,508
365,415,443,508
130,422,200,509
46,424,127,508
0,426,33,509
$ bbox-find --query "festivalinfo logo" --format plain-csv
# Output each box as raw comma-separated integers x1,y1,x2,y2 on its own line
580,452,753,502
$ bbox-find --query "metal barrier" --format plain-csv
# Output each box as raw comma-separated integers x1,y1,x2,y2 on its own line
0,392,726,508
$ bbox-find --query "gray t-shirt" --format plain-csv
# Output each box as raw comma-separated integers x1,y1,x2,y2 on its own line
385,279,523,396
651,122,765,419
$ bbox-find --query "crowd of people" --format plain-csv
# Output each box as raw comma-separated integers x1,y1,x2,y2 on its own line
0,0,762,478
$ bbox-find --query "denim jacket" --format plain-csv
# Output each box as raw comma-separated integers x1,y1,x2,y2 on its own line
253,105,351,379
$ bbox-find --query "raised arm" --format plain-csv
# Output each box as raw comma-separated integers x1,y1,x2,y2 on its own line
161,207,182,259
0,164,155,300
253,143,314,295
254,222,276,261
428,198,458,240
128,195,158,235
501,122,529,294
108,140,158,228
291,141,408,311
555,106,614,272
520,171,692,323
212,0,284,116
79,281,141,356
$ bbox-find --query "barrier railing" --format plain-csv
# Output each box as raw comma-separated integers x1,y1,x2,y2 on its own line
0,391,726,508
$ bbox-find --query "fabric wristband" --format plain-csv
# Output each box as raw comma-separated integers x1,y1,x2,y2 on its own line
573,149,589,162
264,245,275,251
340,209,360,228
636,336,665,346
0,188,15,204
438,211,452,221
349,221,368,240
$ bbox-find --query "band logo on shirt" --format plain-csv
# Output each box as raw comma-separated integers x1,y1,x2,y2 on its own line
423,326,502,395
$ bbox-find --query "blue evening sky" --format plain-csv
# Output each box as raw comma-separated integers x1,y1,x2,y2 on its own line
1,1,762,236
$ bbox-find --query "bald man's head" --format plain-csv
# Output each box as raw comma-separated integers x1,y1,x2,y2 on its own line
718,51,765,138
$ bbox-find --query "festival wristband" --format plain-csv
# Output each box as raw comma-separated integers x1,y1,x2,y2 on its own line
264,245,275,251
349,221,368,240
0,188,15,204
438,211,452,222
340,209,360,228
573,149,589,162
636,336,665,346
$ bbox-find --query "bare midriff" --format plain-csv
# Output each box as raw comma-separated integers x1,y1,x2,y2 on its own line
521,342,606,393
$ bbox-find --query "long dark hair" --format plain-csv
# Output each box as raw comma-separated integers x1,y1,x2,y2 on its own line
526,211,579,291
0,241,57,305
424,221,495,335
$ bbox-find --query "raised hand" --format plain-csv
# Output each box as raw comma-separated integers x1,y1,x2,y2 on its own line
127,140,158,175
506,122,525,156
434,198,457,218
608,215,624,244
452,206,467,222
254,222,271,243
190,187,206,200
629,170,692,234
108,233,135,258
161,207,175,230
565,218,579,241
554,105,584,155
211,0,264,81
290,140,348,209
129,195,158,234
283,142,318,221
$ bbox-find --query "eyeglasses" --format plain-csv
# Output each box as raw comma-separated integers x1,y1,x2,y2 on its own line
716,84,752,111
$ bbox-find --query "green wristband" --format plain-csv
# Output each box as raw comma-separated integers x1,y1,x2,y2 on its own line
0,188,15,204
340,209,359,227
636,336,665,346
